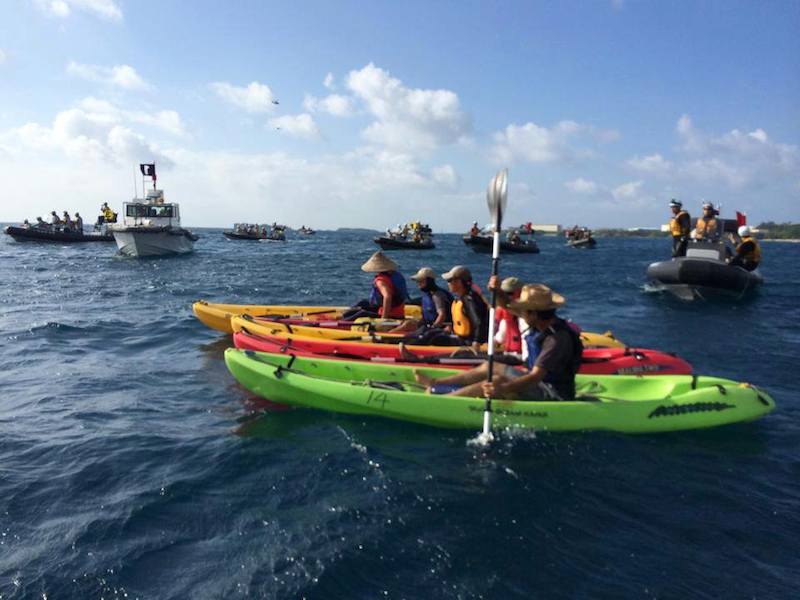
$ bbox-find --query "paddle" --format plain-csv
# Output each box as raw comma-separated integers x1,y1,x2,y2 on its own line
478,168,508,444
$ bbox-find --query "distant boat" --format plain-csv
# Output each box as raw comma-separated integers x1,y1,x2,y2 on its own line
462,234,539,254
374,235,435,250
4,225,114,243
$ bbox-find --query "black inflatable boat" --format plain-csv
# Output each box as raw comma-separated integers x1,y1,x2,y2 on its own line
646,241,762,300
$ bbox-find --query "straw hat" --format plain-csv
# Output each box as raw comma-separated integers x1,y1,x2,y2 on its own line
361,251,398,273
500,276,523,293
410,267,437,281
441,265,471,281
508,284,566,314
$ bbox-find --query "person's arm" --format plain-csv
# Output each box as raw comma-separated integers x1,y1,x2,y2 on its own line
431,293,448,328
376,280,393,317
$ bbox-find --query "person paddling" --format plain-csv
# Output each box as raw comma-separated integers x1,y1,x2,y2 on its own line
415,284,583,401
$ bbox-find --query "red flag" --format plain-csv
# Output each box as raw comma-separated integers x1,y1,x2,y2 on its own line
736,211,747,226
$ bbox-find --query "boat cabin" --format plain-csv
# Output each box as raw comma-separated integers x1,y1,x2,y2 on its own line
121,189,182,228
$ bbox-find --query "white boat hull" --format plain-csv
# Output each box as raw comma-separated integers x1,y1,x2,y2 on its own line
113,230,194,257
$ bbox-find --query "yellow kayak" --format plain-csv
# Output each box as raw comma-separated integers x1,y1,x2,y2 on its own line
193,300,422,334
230,314,625,348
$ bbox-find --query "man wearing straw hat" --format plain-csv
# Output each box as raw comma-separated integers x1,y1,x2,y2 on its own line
415,283,583,401
342,251,409,321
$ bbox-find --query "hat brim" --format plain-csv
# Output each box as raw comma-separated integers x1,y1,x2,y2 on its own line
508,292,566,315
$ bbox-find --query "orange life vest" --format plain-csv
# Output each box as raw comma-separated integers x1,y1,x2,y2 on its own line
670,211,690,237
451,299,471,338
737,236,761,265
695,217,718,240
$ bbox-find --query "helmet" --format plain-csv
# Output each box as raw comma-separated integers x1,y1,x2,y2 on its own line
738,225,751,237
702,202,714,210
669,199,682,208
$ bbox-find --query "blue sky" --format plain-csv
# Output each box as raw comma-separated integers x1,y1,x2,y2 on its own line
1,0,798,229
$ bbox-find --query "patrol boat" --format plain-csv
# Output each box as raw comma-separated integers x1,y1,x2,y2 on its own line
111,164,198,257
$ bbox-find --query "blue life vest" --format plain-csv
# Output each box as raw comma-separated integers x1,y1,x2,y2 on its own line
369,271,409,308
421,287,453,325
523,319,583,383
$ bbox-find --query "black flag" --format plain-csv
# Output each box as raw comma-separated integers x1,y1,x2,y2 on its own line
140,163,157,181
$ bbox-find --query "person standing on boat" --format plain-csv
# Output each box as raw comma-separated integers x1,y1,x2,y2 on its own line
668,199,691,257
729,226,762,271
442,265,489,350
415,284,582,400
469,221,481,236
50,211,61,226
62,211,73,231
694,202,720,241
74,212,83,233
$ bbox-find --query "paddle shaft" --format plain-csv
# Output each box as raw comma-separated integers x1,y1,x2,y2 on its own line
483,223,502,435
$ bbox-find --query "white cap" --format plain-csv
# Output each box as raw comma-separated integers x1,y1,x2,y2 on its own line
738,225,751,237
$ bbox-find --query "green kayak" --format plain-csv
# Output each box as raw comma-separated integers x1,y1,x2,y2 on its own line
224,349,775,433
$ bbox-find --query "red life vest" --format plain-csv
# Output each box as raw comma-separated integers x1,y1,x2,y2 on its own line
373,273,406,319
495,306,522,353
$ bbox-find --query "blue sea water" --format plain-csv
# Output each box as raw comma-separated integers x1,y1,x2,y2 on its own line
1,229,798,599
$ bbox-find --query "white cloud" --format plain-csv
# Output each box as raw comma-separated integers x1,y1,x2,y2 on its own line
612,180,643,200
210,81,277,114
490,120,619,165
431,164,458,187
268,113,320,139
675,114,800,188
323,73,335,89
303,93,355,117
77,97,185,136
627,153,672,174
565,177,598,194
67,61,151,91
35,0,122,21
0,98,178,166
345,63,471,153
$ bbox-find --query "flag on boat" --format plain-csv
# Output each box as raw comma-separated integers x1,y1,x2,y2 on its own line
736,211,747,226
140,163,157,182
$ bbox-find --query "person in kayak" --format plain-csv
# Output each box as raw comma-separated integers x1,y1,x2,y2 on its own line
669,199,691,257
389,267,453,334
729,226,761,271
442,265,489,349
343,251,409,321
493,276,524,356
694,202,720,241
411,267,452,327
415,284,582,401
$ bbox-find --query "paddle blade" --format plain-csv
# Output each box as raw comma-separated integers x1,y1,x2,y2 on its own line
486,168,508,230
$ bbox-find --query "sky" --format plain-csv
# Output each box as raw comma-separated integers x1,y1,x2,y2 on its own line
0,0,798,229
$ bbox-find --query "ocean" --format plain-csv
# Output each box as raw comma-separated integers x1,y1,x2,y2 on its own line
1,229,798,599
